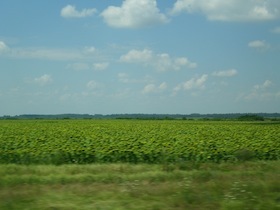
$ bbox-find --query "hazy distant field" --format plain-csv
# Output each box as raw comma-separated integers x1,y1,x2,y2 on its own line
0,119,279,164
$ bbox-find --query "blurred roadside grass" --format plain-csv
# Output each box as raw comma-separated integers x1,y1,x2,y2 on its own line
0,161,279,210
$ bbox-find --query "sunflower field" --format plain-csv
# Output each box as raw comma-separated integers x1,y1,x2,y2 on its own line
0,120,279,164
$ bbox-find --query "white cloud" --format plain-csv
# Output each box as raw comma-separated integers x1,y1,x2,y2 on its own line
254,80,272,90
120,49,153,63
212,69,238,77
118,73,130,83
142,84,157,94
87,80,101,90
142,82,167,94
118,73,139,84
271,26,280,34
184,74,208,90
118,73,151,84
67,61,108,71
248,40,270,50
175,57,197,69
120,49,196,71
0,45,100,61
101,0,169,28
34,74,53,86
84,80,105,97
61,5,97,18
174,74,208,93
239,80,278,101
67,62,90,71
155,54,197,71
9,48,84,60
83,46,96,54
159,82,167,90
171,0,280,21
0,41,9,53
155,54,172,71
263,80,273,88
93,62,109,71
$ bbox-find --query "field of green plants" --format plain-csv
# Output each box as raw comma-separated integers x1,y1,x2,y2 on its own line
0,119,279,164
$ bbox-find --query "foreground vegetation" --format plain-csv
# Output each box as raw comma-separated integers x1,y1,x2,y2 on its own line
0,119,279,209
0,120,279,164
0,161,279,210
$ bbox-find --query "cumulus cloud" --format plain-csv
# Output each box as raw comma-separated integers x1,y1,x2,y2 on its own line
175,57,197,69
87,80,101,90
171,0,280,21
0,44,100,61
212,69,238,77
174,74,208,94
159,82,168,90
118,73,130,83
118,73,151,84
248,40,270,50
61,5,97,18
120,49,196,71
155,54,197,71
101,0,169,28
34,74,53,86
67,62,108,71
93,62,109,71
0,41,9,53
120,49,153,63
254,80,272,90
67,62,90,71
183,74,208,90
142,82,167,94
8,48,84,60
0,41,80,60
83,46,96,54
118,73,140,83
239,80,278,101
142,84,157,94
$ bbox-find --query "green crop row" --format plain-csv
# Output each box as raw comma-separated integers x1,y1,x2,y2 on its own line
0,120,279,164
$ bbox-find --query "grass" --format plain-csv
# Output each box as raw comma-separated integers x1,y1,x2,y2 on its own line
0,161,279,210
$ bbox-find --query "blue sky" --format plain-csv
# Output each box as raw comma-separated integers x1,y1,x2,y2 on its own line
0,0,280,115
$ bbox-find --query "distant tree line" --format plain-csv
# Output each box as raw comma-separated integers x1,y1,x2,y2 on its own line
237,114,265,121
1,113,280,120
